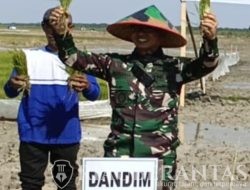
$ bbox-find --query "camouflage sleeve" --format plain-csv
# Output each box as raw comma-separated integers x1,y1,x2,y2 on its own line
201,37,219,66
54,33,111,80
181,37,219,83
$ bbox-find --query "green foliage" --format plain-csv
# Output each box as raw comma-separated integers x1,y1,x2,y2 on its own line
199,0,210,19
59,0,73,37
12,50,28,76
59,0,72,10
0,51,14,98
12,50,30,96
98,79,109,100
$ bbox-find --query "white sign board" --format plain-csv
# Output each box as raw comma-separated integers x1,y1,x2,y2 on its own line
82,157,158,190
186,0,250,5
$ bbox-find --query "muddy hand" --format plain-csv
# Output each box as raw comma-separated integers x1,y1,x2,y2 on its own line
201,12,218,40
48,7,69,35
68,74,90,92
9,75,29,91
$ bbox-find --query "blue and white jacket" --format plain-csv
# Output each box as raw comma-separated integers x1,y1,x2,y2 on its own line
4,47,100,144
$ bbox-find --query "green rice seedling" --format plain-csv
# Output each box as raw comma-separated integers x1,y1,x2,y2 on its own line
60,0,72,10
59,0,73,37
199,0,210,19
65,66,82,79
12,50,30,95
0,51,14,98
65,66,83,95
12,50,27,76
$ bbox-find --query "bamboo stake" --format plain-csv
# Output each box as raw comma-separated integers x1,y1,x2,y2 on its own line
179,0,187,107
186,10,206,94
194,123,201,145
178,122,185,144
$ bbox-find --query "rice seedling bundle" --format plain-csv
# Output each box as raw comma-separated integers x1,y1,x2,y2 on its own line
59,0,84,91
65,66,83,90
199,0,210,19
12,50,27,76
65,66,82,76
12,50,30,95
60,0,72,10
59,0,73,37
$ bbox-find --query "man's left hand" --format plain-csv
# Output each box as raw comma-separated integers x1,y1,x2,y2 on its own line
68,74,89,92
201,12,218,40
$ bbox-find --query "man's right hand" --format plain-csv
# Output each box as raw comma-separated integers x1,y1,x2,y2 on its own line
8,75,29,91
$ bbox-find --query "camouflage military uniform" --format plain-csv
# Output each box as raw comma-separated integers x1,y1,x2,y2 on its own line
55,33,218,184
53,4,219,189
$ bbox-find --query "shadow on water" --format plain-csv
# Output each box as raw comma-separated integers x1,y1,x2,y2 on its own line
180,122,250,151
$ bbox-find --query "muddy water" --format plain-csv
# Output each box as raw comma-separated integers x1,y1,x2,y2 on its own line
181,122,250,151
83,122,250,151
224,82,250,90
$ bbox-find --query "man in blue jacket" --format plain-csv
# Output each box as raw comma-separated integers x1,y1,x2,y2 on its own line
4,9,100,190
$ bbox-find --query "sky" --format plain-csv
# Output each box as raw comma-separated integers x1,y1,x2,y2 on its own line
0,0,249,29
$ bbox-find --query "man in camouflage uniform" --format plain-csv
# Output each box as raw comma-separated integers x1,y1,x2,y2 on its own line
49,5,219,189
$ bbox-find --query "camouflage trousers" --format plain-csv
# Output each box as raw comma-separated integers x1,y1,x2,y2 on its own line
104,132,180,190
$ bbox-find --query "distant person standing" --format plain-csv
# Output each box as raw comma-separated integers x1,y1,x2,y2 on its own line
3,9,100,190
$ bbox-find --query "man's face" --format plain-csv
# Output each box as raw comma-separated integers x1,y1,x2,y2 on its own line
42,22,57,48
131,26,161,53
41,17,74,50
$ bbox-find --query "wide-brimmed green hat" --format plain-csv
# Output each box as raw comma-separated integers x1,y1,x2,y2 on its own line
107,5,186,48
